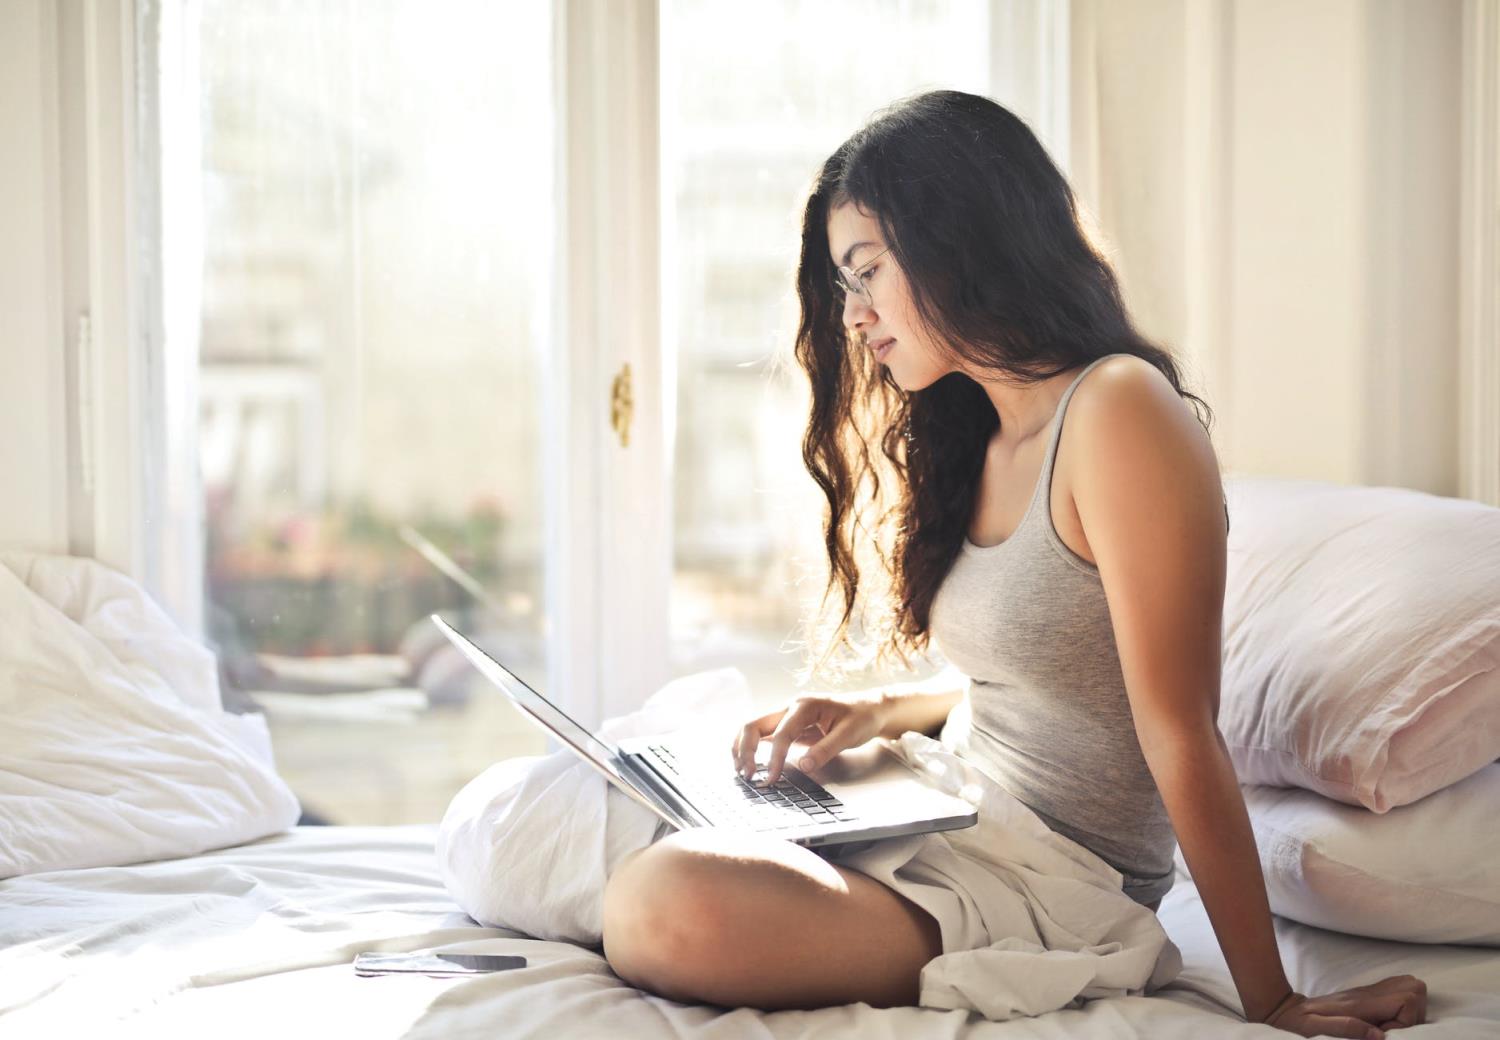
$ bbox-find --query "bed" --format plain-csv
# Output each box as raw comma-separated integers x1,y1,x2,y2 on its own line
1,823,1497,1039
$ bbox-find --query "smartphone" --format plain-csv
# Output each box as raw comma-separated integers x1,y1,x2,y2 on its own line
353,951,527,977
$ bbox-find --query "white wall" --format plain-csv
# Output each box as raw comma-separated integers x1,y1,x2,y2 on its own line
0,0,70,553
1072,0,1464,495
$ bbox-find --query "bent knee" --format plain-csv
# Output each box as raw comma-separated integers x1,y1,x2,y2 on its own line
601,834,724,997
602,832,800,986
601,834,941,1010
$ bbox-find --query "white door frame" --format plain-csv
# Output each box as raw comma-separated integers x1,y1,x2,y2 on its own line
53,0,141,581
547,0,672,728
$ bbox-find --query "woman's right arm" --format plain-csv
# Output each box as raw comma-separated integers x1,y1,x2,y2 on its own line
874,664,967,740
736,664,968,782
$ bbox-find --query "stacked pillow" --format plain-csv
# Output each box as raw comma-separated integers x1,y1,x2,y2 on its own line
1179,475,1500,945
1232,765,1500,945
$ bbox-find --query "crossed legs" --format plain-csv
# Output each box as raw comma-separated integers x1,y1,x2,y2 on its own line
601,828,943,1010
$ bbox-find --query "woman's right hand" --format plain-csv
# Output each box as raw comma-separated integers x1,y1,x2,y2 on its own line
732,691,889,785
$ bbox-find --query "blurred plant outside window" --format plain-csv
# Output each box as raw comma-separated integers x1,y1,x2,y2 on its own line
662,0,992,708
194,0,552,824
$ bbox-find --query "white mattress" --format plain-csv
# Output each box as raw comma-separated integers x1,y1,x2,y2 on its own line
1,825,1496,1038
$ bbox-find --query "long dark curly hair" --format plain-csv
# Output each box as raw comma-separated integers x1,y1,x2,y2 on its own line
793,89,1216,682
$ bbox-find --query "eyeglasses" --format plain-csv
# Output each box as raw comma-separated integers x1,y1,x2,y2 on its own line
833,247,891,305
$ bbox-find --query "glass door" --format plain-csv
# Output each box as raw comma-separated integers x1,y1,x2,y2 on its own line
191,0,554,824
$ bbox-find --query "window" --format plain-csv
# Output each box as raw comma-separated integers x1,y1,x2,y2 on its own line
190,0,553,824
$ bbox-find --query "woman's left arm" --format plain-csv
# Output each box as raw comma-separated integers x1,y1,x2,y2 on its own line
1144,724,1296,1023
1068,358,1426,1038
1129,710,1425,1038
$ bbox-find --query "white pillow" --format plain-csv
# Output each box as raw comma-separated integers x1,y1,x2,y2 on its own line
1174,767,1500,945
0,552,300,878
1219,475,1500,812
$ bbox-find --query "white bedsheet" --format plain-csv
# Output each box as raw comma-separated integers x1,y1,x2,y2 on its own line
3,826,1498,1038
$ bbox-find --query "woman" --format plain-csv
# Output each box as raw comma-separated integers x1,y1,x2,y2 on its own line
601,90,1426,1037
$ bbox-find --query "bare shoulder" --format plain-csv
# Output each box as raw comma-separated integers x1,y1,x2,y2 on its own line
1061,354,1225,545
1067,354,1215,462
1073,354,1188,417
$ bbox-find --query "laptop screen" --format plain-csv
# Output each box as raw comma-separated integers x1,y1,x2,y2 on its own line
429,614,640,792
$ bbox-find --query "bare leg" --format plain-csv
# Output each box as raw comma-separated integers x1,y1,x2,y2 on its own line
602,828,942,1011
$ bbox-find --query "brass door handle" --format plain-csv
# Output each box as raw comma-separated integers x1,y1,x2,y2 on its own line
610,362,633,448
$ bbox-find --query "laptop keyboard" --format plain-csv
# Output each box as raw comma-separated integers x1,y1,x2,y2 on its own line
646,743,859,832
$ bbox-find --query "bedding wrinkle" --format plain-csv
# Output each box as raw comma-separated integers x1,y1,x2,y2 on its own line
1,553,300,880
8,822,1500,1036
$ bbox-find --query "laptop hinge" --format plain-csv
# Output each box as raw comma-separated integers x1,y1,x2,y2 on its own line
618,753,709,830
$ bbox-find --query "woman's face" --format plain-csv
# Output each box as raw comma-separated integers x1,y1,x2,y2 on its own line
826,201,953,391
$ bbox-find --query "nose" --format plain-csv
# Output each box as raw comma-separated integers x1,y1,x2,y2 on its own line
841,290,875,331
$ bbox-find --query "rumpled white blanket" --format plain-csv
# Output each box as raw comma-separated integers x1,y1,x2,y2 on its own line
0,552,301,878
437,668,1182,1022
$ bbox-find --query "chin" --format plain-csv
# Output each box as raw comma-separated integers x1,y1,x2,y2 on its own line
888,363,945,393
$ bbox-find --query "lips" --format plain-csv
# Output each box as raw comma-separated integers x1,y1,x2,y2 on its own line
869,337,896,362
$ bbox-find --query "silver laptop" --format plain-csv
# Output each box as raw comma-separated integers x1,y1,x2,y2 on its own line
431,615,977,852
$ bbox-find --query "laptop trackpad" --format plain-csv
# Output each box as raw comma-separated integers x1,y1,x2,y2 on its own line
811,740,898,783
812,740,939,809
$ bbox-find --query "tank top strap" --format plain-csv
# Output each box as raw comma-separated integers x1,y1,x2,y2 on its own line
1038,353,1126,508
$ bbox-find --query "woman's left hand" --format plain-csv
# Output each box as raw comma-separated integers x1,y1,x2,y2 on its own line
1262,975,1428,1038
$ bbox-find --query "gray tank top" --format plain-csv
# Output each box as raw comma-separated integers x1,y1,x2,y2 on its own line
929,353,1178,907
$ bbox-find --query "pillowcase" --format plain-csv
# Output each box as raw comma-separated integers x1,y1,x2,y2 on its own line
1174,767,1500,945
0,552,300,878
1219,475,1500,812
